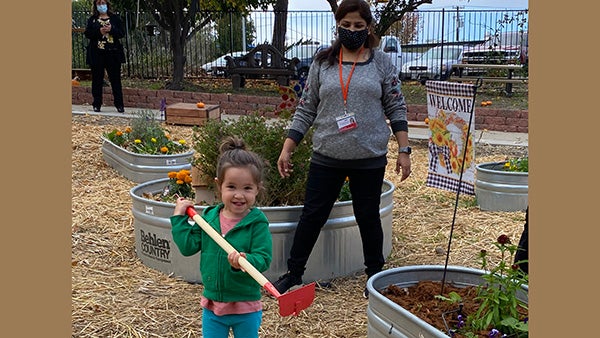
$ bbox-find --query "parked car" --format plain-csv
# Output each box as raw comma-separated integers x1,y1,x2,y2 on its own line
462,31,528,67
201,51,266,77
285,44,326,80
201,51,247,77
400,45,464,84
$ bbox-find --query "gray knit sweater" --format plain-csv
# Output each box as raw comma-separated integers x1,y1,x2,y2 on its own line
288,48,408,167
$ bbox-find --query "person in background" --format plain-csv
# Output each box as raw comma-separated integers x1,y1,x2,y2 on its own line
171,136,272,338
272,0,411,299
84,0,126,113
514,206,529,274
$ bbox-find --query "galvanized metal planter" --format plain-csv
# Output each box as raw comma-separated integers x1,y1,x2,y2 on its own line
475,161,528,212
366,265,529,338
130,178,396,284
101,137,194,183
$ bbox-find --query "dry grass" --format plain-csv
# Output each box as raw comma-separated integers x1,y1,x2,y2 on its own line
71,114,527,338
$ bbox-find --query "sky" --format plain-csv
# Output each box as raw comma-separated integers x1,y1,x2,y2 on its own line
255,0,529,47
287,0,528,11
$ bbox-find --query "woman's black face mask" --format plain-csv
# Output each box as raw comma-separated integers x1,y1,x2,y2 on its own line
337,26,368,50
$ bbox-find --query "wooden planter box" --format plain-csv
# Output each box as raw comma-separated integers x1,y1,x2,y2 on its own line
165,103,221,126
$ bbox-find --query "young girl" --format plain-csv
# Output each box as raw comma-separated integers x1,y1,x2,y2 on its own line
171,136,272,338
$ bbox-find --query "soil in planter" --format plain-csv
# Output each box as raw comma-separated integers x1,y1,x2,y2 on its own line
381,281,527,337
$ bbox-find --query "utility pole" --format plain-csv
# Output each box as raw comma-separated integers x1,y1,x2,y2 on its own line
455,6,464,42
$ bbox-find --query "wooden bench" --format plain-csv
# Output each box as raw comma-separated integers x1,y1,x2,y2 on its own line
225,44,300,90
450,63,528,96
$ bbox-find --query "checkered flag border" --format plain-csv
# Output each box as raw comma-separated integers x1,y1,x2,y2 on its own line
428,142,452,174
425,80,476,98
426,172,475,196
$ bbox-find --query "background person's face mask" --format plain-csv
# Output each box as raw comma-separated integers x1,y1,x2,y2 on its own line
97,4,108,14
337,27,368,50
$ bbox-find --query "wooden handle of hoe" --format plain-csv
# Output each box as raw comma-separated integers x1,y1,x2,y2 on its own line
185,207,270,288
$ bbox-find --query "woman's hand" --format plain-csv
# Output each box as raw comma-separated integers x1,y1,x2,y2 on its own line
396,153,412,182
277,138,297,178
277,150,294,178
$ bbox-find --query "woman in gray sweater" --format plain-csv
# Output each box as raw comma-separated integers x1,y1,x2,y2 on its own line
273,0,412,299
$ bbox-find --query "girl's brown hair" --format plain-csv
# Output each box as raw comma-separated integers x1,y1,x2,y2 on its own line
216,136,266,191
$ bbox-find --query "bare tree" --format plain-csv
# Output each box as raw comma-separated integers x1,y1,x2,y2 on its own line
271,0,289,53
324,0,432,39
145,0,274,90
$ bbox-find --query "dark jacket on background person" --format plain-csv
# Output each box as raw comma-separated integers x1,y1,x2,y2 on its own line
84,13,125,66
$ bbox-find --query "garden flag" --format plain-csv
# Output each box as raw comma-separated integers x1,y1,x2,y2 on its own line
425,81,476,195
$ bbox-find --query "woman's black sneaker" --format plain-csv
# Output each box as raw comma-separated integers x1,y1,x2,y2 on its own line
93,106,101,112
272,272,302,294
116,106,125,113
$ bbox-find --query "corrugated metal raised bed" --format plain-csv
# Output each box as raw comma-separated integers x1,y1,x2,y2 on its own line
366,265,529,338
130,178,395,284
101,137,194,183
475,161,528,212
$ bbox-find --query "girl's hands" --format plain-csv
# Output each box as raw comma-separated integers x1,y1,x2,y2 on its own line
228,251,247,271
173,197,195,216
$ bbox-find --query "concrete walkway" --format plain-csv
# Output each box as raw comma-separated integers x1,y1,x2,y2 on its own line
72,104,528,147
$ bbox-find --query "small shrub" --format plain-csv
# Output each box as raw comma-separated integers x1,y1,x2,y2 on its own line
191,111,314,207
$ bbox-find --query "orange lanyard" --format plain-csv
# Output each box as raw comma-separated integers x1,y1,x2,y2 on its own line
338,46,364,111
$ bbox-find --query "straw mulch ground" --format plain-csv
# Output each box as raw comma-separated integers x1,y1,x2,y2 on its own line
71,114,528,338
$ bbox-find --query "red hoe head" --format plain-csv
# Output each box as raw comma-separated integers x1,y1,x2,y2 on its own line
265,281,316,317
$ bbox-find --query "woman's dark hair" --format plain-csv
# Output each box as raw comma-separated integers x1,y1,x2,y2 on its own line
315,0,378,65
216,136,265,190
92,0,114,17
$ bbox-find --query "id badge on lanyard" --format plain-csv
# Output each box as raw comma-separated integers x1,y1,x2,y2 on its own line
337,47,363,133
336,111,357,132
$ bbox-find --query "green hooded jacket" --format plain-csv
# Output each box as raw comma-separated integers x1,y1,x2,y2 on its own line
170,204,272,302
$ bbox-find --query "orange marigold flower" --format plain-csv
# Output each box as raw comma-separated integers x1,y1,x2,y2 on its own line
164,131,171,139
160,146,168,153
116,130,123,136
176,179,184,185
168,171,177,179
125,127,132,133
184,176,193,183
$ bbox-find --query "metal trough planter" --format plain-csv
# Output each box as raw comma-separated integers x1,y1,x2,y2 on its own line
475,161,528,212
366,265,528,338
130,178,395,283
101,137,194,183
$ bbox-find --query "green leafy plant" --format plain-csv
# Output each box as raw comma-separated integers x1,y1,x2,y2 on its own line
502,157,528,172
191,111,313,207
142,169,194,203
456,234,529,337
103,110,189,155
338,177,352,202
435,291,463,305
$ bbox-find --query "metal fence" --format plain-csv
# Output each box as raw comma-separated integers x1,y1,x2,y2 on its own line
72,8,528,80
